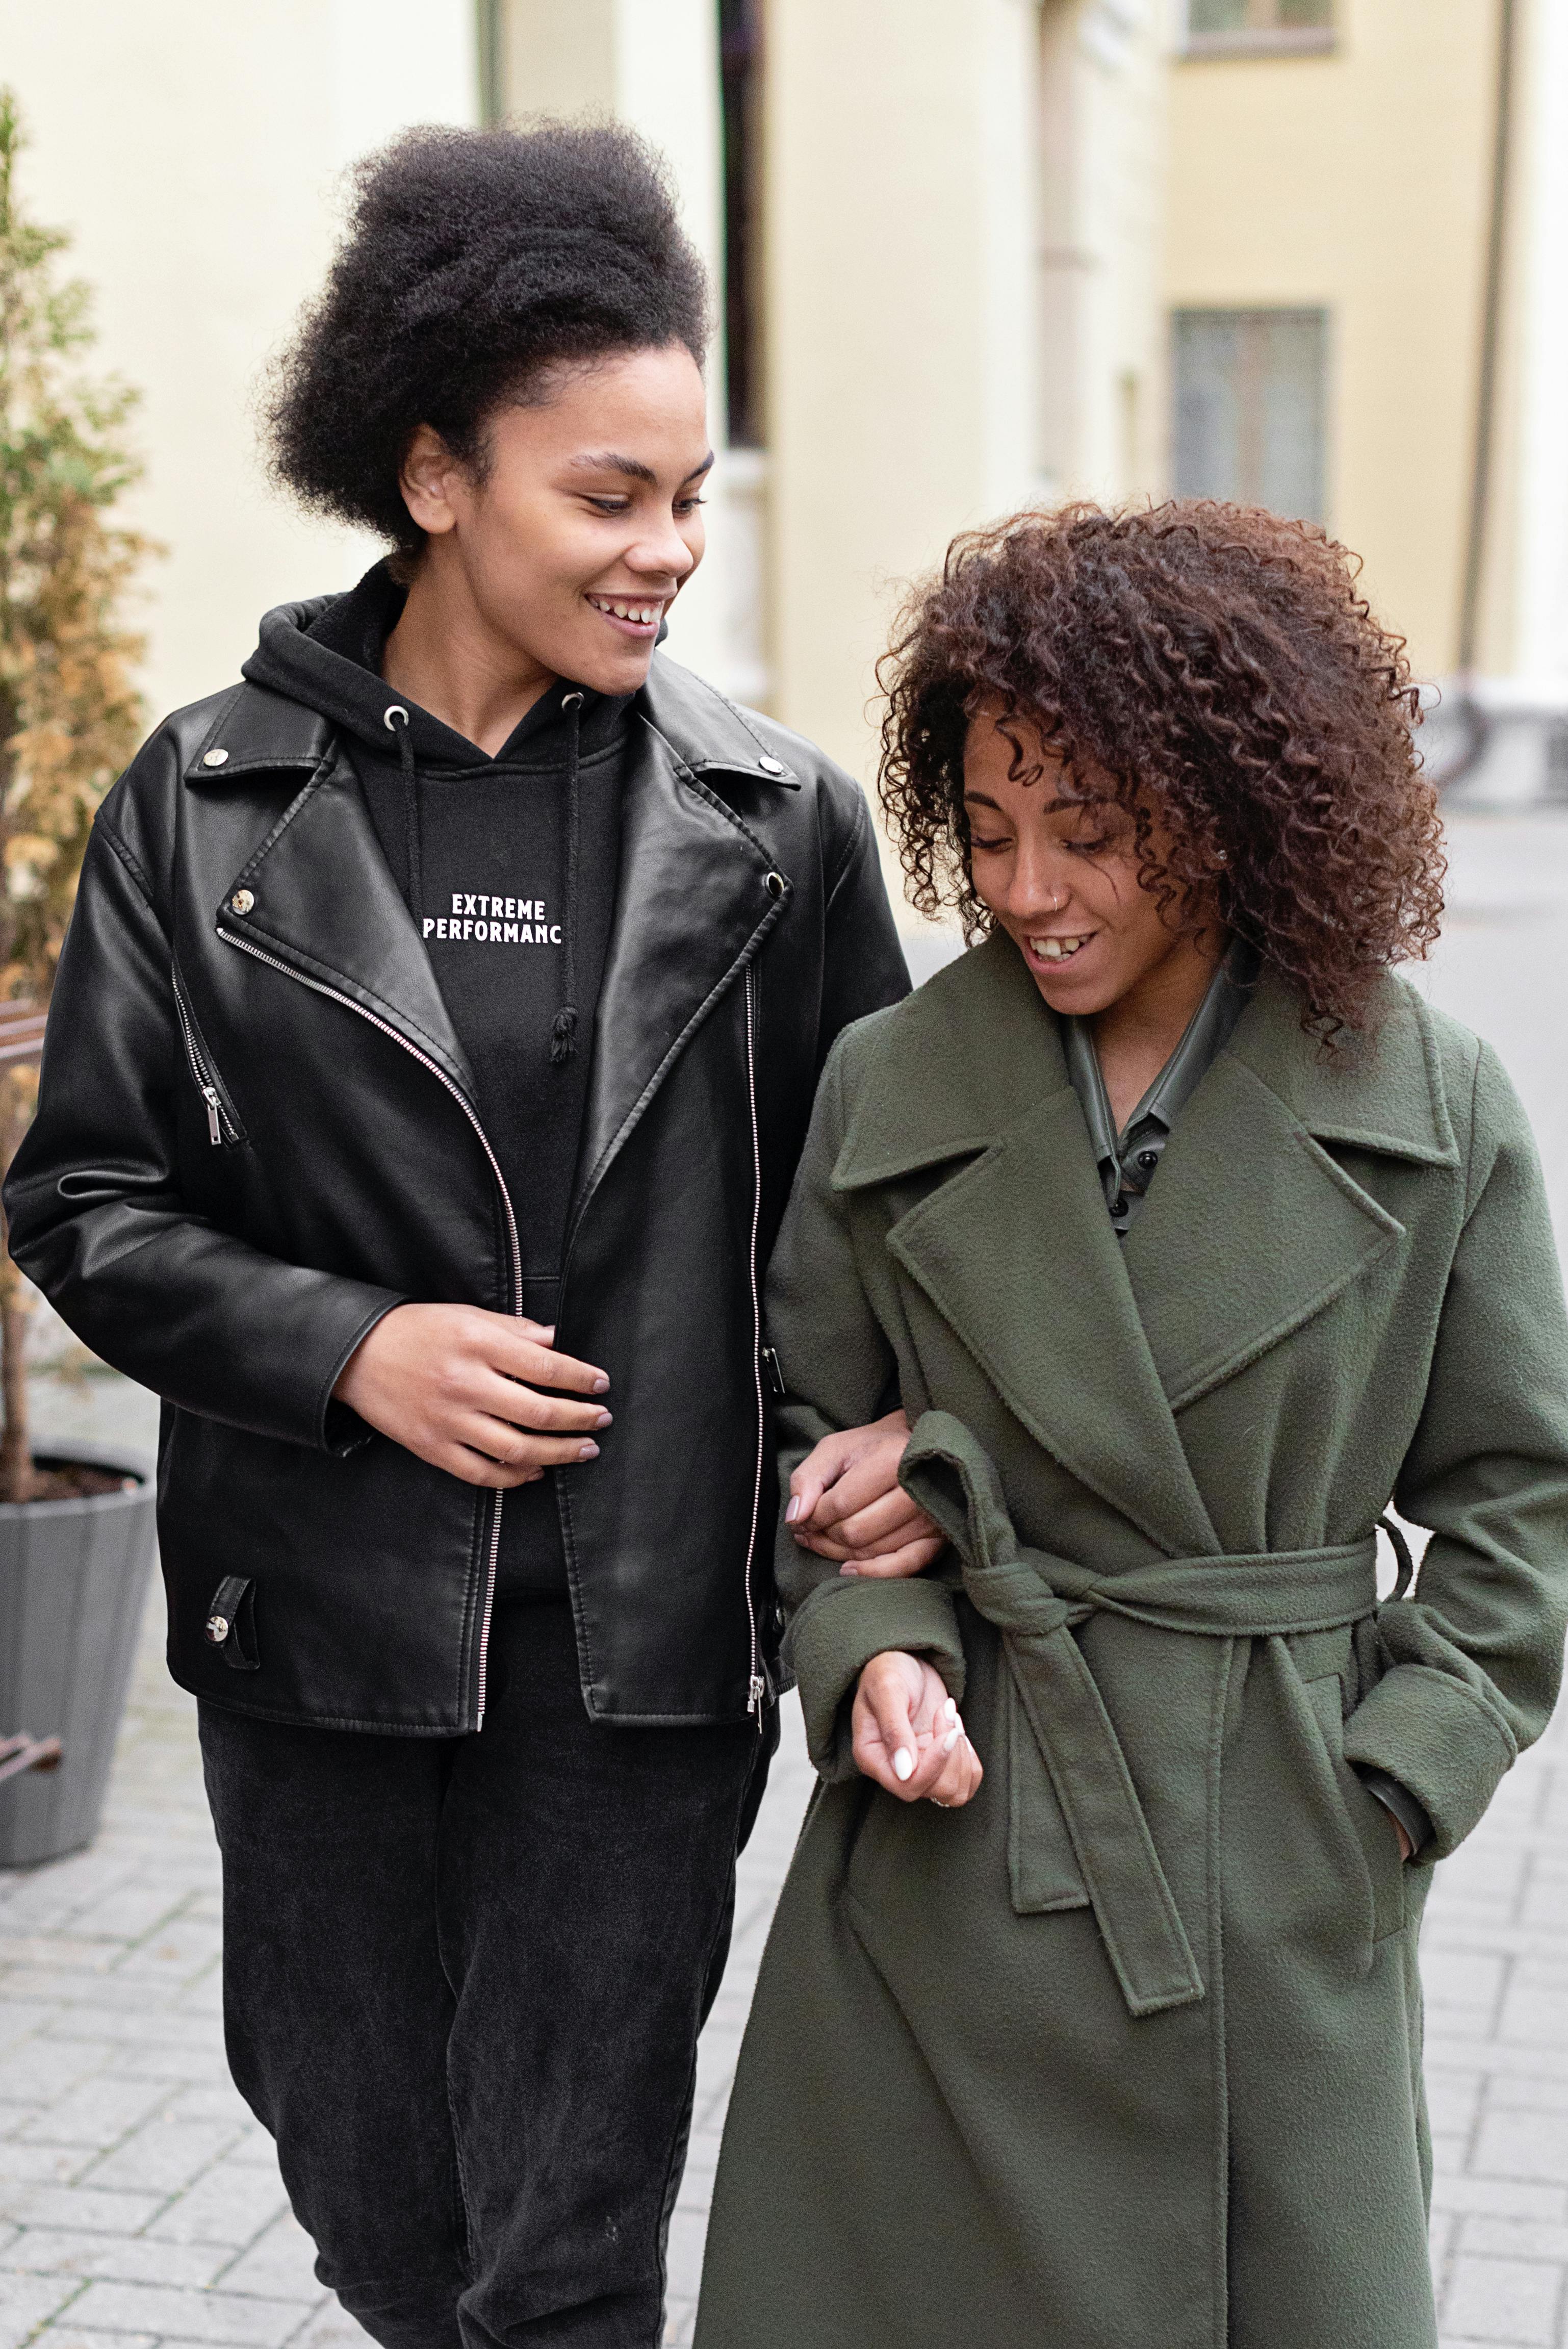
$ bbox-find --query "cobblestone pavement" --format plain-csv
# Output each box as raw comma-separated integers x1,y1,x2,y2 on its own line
2,809,1566,2349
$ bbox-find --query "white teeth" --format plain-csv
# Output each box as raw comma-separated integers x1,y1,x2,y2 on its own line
592,596,659,625
1032,936,1084,961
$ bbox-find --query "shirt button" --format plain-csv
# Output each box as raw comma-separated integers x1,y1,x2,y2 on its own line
1137,1150,1159,1170
202,748,229,767
229,889,254,916
204,1613,230,1644
758,755,785,775
764,870,787,900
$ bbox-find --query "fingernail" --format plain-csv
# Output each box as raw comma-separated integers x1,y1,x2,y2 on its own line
838,1564,860,1577
785,1497,801,1523
892,1748,914,1781
942,1728,959,1753
577,1441,600,1461
592,1375,609,1395
595,1410,612,1428
943,1698,957,1722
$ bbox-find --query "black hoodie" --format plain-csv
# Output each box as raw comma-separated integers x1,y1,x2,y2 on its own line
244,563,627,1596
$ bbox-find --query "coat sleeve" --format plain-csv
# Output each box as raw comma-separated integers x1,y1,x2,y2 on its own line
1344,1040,1568,1856
4,802,405,1452
814,781,910,1069
766,1035,967,1780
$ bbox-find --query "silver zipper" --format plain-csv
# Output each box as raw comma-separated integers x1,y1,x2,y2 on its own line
742,962,766,1727
218,924,521,1725
172,968,241,1146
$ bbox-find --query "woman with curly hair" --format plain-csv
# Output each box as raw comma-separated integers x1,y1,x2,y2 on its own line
696,502,1568,2349
6,123,907,2348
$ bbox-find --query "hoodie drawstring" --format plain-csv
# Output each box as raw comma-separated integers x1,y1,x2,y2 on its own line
383,703,420,918
551,691,584,1067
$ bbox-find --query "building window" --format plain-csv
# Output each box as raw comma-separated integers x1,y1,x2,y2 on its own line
1184,0,1334,58
1172,309,1328,524
719,0,765,448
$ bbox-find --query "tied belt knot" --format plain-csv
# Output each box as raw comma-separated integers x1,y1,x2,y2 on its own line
900,1411,1405,2021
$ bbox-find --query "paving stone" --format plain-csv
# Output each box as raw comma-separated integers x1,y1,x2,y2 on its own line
29,2330,159,2349
0,2041,117,2110
85,2122,240,2197
144,2167,289,2251
1442,2251,1565,2344
63,2281,316,2346
281,2305,366,2349
0,2187,165,2238
0,2271,83,2349
20,2079,171,2153
0,2229,223,2287
212,2218,320,2303
1472,2109,1568,2190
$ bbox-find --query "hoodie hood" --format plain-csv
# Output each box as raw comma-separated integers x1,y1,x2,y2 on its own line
241,561,627,771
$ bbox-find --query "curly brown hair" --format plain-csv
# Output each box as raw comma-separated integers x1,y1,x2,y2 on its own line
878,500,1444,1035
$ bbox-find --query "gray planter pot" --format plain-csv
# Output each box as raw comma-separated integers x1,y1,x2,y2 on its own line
0,1445,158,1868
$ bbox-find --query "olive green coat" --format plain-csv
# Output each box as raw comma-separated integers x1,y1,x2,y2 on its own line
696,935,1568,2349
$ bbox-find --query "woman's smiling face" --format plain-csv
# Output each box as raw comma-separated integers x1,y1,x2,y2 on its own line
962,708,1218,1018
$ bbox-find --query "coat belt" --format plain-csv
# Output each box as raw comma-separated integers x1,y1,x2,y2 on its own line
899,1412,1383,2021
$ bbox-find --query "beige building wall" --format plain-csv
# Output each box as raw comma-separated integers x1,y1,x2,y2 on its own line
0,1,479,729
1163,0,1499,680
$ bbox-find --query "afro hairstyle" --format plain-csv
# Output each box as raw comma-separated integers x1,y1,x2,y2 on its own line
266,119,710,550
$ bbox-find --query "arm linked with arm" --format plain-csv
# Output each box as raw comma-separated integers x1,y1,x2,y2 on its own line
766,1035,966,1779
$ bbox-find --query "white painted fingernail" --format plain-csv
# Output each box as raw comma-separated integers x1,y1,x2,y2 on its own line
942,1728,959,1753
892,1748,914,1782
943,1698,957,1721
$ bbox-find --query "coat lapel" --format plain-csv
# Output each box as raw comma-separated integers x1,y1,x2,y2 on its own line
835,937,1219,1555
1122,971,1458,1412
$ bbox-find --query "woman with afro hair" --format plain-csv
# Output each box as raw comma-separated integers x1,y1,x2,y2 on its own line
7,124,908,2347
696,501,1568,2349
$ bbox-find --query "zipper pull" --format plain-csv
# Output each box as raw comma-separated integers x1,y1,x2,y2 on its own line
748,1672,766,1724
200,1087,223,1146
761,1343,786,1399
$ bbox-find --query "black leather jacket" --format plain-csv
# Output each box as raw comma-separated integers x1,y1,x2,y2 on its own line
7,650,908,1732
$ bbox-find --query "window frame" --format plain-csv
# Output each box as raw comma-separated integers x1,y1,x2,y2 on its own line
1179,1,1335,61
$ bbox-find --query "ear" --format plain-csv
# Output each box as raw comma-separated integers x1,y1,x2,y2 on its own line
399,424,463,539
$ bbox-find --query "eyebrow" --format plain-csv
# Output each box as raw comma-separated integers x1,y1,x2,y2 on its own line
961,789,1095,816
567,450,716,486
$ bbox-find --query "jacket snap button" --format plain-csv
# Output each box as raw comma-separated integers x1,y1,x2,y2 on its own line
204,1614,230,1644
758,755,785,775
229,889,254,916
202,748,229,768
764,870,787,900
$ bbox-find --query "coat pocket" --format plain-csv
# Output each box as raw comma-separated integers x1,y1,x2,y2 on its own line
1305,1671,1405,1944
202,1574,260,1671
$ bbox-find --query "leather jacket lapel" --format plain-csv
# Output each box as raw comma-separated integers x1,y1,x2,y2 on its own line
214,744,474,1100
571,710,787,1228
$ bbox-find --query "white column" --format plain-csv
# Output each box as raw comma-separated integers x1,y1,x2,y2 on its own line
766,0,1045,788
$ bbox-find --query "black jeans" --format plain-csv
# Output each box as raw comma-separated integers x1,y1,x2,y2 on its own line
199,1600,771,2349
